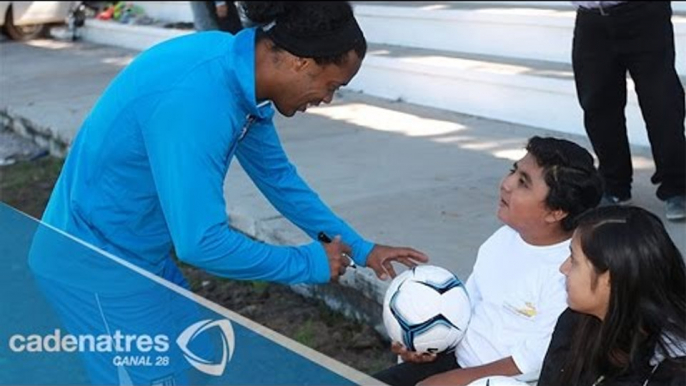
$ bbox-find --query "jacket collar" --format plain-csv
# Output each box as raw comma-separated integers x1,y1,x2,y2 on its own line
229,27,275,121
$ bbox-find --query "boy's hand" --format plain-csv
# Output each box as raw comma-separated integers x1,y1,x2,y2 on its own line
391,342,437,363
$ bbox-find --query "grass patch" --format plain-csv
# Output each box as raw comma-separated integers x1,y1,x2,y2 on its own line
0,157,64,218
294,320,316,346
250,281,269,295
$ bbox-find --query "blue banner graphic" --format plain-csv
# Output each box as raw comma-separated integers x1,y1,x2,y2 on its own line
0,203,382,385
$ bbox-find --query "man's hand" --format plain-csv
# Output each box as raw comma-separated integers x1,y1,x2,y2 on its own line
366,244,429,280
321,235,353,282
391,342,437,364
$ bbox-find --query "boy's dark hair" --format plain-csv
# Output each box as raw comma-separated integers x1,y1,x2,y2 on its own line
242,1,367,66
526,136,603,231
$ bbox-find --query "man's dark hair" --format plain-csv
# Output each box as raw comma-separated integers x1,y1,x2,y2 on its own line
526,136,603,231
242,1,367,66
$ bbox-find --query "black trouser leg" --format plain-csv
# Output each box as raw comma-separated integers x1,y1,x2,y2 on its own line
373,352,461,386
573,9,633,199
204,1,243,34
621,2,686,200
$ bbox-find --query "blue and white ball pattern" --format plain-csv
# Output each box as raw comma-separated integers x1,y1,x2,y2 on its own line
382,265,471,354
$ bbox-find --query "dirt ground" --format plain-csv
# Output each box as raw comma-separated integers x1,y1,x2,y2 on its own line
0,155,396,375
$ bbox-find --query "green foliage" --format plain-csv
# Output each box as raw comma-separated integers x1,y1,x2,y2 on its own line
250,281,269,294
294,320,316,346
0,157,64,218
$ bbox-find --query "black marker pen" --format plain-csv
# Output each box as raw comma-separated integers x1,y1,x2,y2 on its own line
317,232,357,269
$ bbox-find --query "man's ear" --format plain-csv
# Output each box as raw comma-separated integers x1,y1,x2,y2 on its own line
545,209,569,225
292,56,311,73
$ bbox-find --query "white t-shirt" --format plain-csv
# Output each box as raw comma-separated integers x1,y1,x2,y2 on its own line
455,225,570,376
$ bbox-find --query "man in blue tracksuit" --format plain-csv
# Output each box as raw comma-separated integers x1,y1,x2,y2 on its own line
33,2,428,384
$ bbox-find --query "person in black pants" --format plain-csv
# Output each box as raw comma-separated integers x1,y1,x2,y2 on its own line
572,1,686,221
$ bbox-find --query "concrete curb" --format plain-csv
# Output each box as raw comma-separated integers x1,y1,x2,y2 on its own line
0,107,69,157
228,212,389,334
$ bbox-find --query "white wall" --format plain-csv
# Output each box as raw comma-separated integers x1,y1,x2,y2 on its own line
131,1,194,23
355,3,686,76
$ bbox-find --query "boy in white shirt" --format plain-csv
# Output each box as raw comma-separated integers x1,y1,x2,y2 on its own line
375,136,603,386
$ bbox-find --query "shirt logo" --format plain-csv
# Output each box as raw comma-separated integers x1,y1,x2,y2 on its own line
504,301,538,318
239,115,256,141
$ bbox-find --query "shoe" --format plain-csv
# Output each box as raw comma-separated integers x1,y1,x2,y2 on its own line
665,195,686,221
600,194,632,207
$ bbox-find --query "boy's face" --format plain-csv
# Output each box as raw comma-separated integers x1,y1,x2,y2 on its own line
497,152,558,235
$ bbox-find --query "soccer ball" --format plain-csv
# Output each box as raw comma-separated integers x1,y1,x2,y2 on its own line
382,265,471,354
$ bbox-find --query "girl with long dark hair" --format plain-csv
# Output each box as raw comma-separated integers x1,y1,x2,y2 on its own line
539,206,686,385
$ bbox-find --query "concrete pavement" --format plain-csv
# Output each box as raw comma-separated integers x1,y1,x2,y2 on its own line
1,38,684,332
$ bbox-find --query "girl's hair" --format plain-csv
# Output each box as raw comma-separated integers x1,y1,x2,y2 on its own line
241,1,367,65
558,206,686,384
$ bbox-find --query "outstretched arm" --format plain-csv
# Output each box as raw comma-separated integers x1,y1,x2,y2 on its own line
235,118,428,278
142,93,331,284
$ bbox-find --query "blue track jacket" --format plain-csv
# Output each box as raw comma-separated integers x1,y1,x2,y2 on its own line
42,28,374,284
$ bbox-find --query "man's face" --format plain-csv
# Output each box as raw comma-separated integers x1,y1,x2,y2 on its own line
273,51,362,117
497,152,556,235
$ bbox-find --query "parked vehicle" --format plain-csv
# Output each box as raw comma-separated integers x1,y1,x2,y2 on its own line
0,1,78,41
